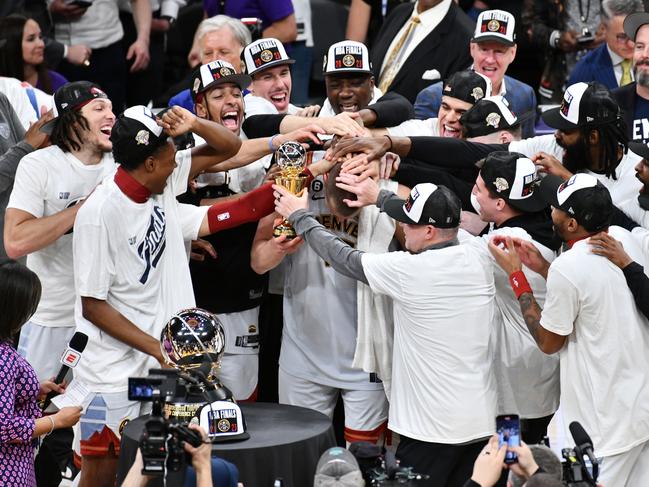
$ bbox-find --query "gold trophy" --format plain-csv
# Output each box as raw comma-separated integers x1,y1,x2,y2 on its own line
273,141,308,239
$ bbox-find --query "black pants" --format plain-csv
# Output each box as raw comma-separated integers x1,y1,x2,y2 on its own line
58,40,127,113
396,435,488,487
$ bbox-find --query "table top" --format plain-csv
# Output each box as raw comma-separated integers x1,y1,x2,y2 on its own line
122,402,333,451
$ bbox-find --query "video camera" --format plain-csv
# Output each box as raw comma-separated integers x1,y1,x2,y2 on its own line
128,369,205,476
349,442,429,486
561,422,599,487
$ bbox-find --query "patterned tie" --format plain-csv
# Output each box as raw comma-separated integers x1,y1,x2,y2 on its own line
620,59,632,86
378,16,421,93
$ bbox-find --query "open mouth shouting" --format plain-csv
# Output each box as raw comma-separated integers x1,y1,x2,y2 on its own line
269,91,289,111
220,109,241,133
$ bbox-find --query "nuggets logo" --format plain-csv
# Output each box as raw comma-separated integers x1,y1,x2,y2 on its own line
342,54,355,67
248,325,257,334
494,177,509,193
260,49,273,63
118,418,130,436
219,67,232,77
471,87,484,101
487,19,500,32
218,419,230,432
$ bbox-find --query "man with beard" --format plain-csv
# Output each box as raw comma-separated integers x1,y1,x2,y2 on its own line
327,82,642,207
488,173,649,486
613,12,649,143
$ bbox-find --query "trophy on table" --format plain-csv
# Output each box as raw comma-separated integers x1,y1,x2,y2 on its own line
273,141,308,240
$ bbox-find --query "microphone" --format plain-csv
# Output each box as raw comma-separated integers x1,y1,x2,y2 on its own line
569,421,599,483
42,332,88,409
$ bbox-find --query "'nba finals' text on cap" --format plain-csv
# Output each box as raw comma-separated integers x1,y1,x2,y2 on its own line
384,183,461,228
443,70,492,105
243,37,295,76
540,173,613,232
41,81,108,134
191,60,252,103
623,11,649,42
323,40,372,75
541,82,620,131
472,9,516,46
480,151,547,212
110,105,168,166
461,96,519,138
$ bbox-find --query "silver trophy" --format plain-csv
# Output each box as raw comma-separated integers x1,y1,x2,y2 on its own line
273,141,308,239
160,308,229,421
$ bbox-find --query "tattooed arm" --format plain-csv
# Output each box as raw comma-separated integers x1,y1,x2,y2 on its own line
488,235,567,354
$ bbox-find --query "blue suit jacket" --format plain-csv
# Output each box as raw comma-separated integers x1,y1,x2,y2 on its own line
413,74,538,138
567,44,618,90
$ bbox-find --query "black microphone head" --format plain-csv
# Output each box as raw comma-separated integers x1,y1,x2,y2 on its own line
69,332,88,353
569,421,594,449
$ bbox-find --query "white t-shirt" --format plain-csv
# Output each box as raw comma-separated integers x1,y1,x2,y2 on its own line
540,226,649,457
0,77,52,130
361,242,497,443
7,145,116,327
73,149,208,393
387,118,439,137
463,227,560,418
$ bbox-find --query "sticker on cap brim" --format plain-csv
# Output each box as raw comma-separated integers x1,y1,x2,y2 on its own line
494,177,509,192
260,49,274,63
486,112,501,128
135,130,150,145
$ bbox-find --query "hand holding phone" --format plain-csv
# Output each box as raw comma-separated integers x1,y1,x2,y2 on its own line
496,414,521,464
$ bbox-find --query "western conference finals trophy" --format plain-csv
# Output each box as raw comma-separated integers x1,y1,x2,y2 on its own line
273,141,308,239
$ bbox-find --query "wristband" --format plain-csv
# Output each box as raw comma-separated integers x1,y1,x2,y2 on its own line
509,270,532,299
269,134,280,152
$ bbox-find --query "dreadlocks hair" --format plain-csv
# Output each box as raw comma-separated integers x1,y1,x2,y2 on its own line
50,110,90,153
580,116,628,180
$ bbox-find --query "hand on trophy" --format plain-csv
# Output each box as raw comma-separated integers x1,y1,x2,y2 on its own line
273,184,308,219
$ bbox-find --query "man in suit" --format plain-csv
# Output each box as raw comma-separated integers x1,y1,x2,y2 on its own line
569,0,643,90
614,11,649,143
371,0,474,104
413,9,537,138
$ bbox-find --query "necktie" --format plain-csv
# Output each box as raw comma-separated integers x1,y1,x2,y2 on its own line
378,16,420,93
620,59,632,86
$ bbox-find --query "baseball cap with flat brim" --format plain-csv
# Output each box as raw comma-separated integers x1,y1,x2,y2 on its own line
384,183,461,228
243,37,295,76
191,60,252,103
323,40,372,75
41,81,108,135
538,173,613,232
472,9,516,46
624,12,649,42
541,82,620,131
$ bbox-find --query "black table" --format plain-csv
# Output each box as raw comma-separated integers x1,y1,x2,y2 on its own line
117,402,336,487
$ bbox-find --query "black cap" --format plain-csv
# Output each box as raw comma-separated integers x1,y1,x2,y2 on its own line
541,82,620,131
480,151,547,212
624,12,649,42
629,141,649,160
461,96,519,138
384,183,461,228
191,60,252,103
110,105,168,168
539,173,613,232
442,70,492,105
41,81,108,134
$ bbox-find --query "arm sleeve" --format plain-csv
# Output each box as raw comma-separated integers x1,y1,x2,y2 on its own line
407,137,505,168
0,353,36,444
622,262,649,320
369,92,415,128
288,209,369,283
241,114,287,139
0,141,33,198
43,36,65,69
612,205,640,231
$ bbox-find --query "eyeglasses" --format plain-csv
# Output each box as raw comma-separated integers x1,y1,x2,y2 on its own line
616,33,632,44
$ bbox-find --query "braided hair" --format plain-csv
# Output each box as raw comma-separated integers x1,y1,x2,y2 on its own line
50,110,90,153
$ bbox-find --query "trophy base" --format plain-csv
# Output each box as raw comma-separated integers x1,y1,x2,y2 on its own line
273,221,298,240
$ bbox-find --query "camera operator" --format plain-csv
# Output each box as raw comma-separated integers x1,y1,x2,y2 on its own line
122,424,236,487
